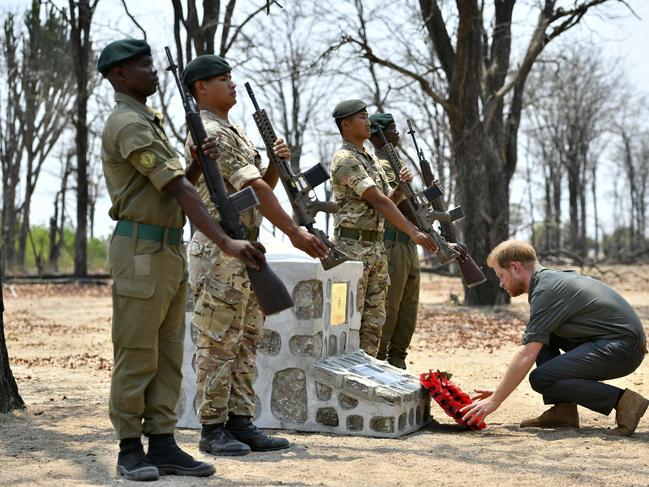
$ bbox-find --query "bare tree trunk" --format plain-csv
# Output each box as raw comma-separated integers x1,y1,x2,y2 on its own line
338,0,618,304
591,165,600,259
1,15,23,274
17,200,29,272
2,191,18,273
0,255,25,413
69,0,97,278
49,154,72,272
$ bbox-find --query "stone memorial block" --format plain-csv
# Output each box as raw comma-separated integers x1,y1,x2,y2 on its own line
177,242,430,438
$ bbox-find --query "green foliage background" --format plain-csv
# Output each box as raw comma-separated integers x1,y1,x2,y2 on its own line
17,225,108,274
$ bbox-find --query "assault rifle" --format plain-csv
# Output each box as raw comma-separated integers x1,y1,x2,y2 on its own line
406,120,486,288
244,82,351,270
372,124,460,264
165,47,294,315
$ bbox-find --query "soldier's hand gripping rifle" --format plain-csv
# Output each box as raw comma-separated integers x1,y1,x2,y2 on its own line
406,120,486,288
165,47,294,315
244,83,352,270
373,124,460,264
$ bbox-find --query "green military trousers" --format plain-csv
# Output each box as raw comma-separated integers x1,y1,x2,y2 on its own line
376,236,420,369
108,232,187,440
336,237,389,357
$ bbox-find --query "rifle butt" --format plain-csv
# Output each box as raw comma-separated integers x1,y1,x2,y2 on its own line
247,263,294,315
458,256,487,288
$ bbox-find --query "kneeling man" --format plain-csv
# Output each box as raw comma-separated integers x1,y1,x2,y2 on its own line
462,240,647,436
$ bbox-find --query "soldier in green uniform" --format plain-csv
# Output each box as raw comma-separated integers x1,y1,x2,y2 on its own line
99,39,266,481
181,55,329,456
330,100,438,357
368,113,420,369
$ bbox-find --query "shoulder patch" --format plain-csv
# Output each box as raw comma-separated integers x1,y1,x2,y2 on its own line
138,150,157,169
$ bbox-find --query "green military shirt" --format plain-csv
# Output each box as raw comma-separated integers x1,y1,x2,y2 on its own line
523,266,647,349
374,147,408,234
374,147,398,190
184,110,263,230
331,141,390,231
101,92,185,228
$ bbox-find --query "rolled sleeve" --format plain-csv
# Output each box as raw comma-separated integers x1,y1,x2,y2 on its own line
148,158,185,192
334,156,377,197
230,165,262,191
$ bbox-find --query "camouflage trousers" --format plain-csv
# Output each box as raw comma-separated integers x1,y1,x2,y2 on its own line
376,238,420,369
336,236,389,357
188,231,263,425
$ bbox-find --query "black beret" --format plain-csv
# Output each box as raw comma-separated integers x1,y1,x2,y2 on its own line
369,113,395,135
332,99,367,119
182,55,232,87
97,39,151,76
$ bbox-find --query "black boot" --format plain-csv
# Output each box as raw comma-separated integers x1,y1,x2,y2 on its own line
226,414,290,452
199,423,251,456
146,434,215,477
116,438,159,481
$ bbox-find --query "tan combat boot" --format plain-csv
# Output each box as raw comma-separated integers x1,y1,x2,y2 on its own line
607,389,649,436
520,403,579,428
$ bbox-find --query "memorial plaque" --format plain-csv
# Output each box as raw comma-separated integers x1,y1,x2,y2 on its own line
330,282,348,326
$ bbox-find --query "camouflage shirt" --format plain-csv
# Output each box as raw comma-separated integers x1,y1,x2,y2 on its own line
331,141,390,231
185,110,264,230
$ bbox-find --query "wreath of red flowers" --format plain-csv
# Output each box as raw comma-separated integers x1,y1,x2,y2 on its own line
420,370,487,430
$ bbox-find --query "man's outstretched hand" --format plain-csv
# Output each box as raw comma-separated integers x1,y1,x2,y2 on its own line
460,389,498,426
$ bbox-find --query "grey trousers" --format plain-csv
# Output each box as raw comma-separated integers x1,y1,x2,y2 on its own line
529,334,646,415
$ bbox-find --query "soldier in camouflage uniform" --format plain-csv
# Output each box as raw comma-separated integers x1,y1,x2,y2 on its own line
98,40,265,481
182,55,328,456
330,100,438,357
368,113,421,369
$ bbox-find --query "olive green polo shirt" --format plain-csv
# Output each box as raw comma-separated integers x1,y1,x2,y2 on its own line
523,266,646,350
184,110,263,230
331,141,390,231
101,92,185,229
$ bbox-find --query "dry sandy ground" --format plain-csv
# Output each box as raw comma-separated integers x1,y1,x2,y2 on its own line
1,267,649,487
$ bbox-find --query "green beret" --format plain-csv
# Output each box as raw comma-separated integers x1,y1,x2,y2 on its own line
97,39,151,76
182,55,232,87
369,113,395,135
332,99,367,119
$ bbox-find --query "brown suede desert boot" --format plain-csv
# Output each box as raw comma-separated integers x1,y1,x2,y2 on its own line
520,403,579,428
607,389,649,436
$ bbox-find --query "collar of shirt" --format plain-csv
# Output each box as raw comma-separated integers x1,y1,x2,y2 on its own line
528,264,546,302
341,140,372,159
114,92,157,122
200,109,231,127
